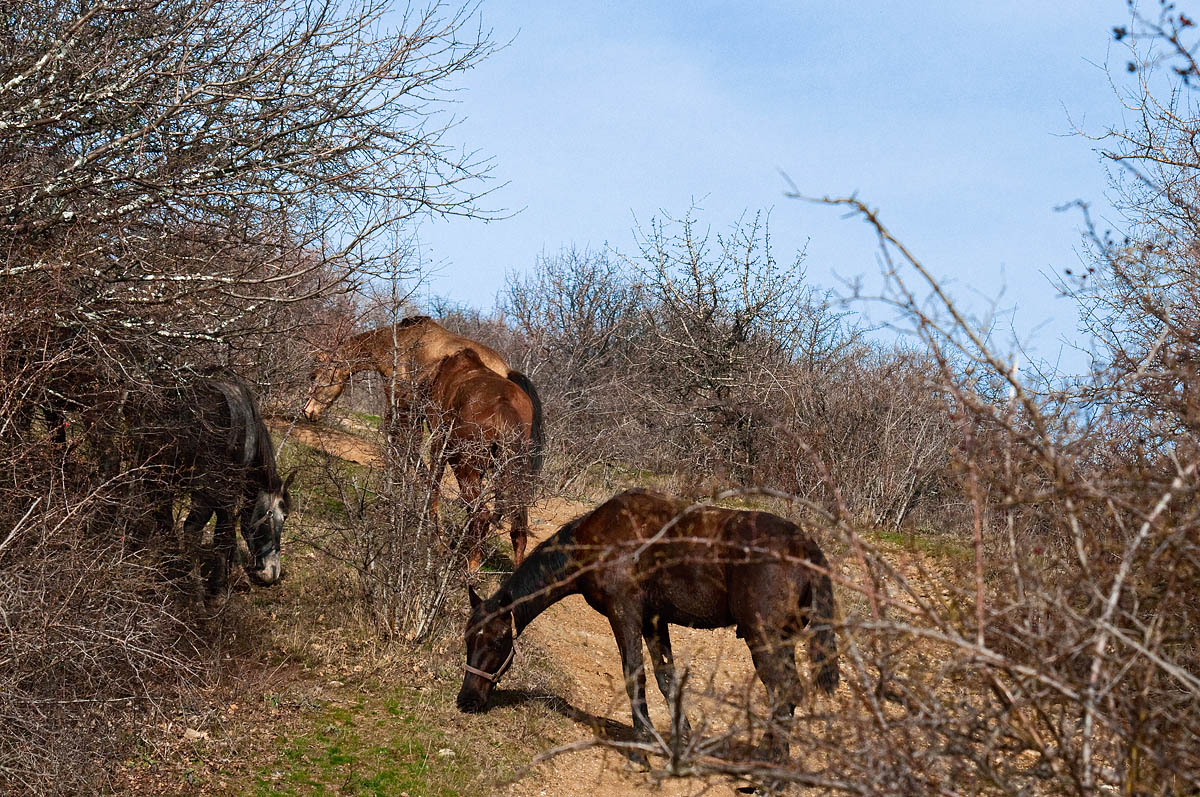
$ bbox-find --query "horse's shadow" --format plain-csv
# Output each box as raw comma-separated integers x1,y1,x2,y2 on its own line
488,689,775,794
487,687,640,743
490,688,767,752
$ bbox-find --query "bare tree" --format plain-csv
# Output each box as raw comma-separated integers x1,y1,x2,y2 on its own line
502,247,645,483
0,0,495,788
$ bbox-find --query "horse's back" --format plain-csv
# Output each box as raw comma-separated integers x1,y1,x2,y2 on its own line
436,351,533,439
135,375,274,488
572,490,732,624
575,489,825,631
384,317,511,379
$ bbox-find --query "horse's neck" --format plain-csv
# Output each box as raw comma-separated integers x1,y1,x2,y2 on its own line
361,322,431,377
503,529,581,635
342,334,388,374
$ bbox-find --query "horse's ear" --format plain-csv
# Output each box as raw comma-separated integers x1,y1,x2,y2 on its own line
468,585,482,610
282,470,296,493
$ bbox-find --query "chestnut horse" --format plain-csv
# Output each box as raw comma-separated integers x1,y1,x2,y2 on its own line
457,489,839,770
302,316,543,473
426,349,535,570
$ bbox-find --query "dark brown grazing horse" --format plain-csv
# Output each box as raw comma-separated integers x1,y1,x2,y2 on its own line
302,316,543,473
426,349,535,570
458,488,839,769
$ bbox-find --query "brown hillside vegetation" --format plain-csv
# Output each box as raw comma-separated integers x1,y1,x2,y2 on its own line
3,1,1200,795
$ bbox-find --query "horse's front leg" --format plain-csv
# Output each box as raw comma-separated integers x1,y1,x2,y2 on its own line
643,613,692,744
206,507,236,595
608,608,654,766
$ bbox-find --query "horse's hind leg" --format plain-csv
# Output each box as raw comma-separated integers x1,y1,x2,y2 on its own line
507,502,528,566
742,627,800,767
643,613,691,743
164,501,211,585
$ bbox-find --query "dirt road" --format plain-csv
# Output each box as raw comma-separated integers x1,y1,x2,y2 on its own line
279,419,799,795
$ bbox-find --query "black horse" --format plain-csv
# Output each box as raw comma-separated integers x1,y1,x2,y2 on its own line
133,375,292,593
458,488,839,768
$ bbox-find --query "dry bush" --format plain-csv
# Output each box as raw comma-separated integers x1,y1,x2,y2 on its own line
0,0,494,788
293,398,534,644
758,346,958,530
501,247,647,485
0,452,198,792
499,218,960,527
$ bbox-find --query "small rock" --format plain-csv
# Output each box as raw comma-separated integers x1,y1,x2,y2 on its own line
183,728,208,741
328,680,344,688
436,748,455,758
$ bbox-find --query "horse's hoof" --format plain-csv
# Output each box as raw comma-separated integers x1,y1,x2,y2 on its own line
625,750,651,771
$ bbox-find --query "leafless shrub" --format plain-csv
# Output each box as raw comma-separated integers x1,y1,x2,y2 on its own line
1,0,493,788
0,467,197,793
498,216,959,528
501,247,646,485
293,414,454,643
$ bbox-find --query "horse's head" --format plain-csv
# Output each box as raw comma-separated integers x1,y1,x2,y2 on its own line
243,471,294,586
303,353,348,421
458,585,516,713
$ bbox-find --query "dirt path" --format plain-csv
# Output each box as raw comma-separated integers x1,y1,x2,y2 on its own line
267,417,381,467
282,422,797,795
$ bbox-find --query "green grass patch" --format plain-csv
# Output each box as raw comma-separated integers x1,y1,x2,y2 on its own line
349,411,383,430
872,527,972,562
252,689,467,797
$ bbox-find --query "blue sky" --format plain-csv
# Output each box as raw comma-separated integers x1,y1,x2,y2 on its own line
411,2,1131,374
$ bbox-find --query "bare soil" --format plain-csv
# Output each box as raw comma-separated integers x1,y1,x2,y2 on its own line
267,417,382,467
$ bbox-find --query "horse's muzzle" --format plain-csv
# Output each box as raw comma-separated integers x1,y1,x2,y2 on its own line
247,550,282,586
302,400,324,422
456,690,486,714
457,681,490,713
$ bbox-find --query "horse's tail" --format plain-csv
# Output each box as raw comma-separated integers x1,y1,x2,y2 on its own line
506,370,544,475
805,540,840,693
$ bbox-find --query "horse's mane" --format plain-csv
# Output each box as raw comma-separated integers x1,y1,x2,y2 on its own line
502,515,582,629
248,403,281,490
396,315,432,328
208,376,281,491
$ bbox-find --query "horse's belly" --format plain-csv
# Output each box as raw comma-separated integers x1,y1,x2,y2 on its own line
648,580,732,629
658,605,734,629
